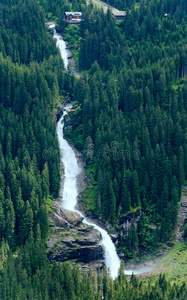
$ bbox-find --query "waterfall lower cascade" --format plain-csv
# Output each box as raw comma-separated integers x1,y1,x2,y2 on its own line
57,108,121,279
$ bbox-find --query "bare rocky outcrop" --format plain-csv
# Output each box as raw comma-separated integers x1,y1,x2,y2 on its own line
119,211,141,238
48,203,104,267
176,193,187,241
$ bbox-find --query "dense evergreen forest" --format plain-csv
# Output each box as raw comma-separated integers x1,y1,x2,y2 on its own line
67,0,187,254
0,0,187,298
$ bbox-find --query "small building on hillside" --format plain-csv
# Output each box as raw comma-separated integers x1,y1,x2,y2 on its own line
112,12,126,21
64,12,82,24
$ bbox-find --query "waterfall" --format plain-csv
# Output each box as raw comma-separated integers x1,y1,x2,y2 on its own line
53,28,69,69
54,28,156,278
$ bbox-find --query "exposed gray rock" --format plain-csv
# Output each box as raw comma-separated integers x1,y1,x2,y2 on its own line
176,194,187,241
110,233,118,243
119,211,141,238
53,204,83,227
53,213,68,228
48,205,104,266
48,243,103,263
78,228,101,246
62,209,83,226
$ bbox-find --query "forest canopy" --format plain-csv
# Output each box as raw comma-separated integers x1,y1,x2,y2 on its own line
0,0,187,298
67,0,187,252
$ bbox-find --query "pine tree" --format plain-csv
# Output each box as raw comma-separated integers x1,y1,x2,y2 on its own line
121,177,131,213
0,202,5,241
41,163,50,199
37,204,48,240
127,222,138,254
108,183,116,225
19,201,33,245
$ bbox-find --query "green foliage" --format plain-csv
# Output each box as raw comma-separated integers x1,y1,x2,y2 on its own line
0,0,72,249
102,0,136,11
151,242,187,285
65,25,81,46
64,25,81,65
68,0,187,245
127,222,138,254
60,1,187,263
0,0,187,298
81,163,99,215
0,248,187,299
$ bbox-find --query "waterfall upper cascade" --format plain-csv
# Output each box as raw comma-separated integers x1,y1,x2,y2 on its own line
52,26,68,69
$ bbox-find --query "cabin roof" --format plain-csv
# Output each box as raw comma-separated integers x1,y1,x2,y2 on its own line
65,12,82,16
112,12,126,17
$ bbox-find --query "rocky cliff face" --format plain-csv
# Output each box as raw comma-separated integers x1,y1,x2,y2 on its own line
176,193,187,241
47,203,104,269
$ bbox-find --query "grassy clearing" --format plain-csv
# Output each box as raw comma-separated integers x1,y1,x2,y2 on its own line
158,242,187,284
146,242,187,285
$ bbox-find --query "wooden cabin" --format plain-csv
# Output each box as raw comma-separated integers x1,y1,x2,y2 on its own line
64,12,82,24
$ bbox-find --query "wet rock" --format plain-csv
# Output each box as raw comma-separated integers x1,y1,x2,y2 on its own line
110,233,118,243
53,204,83,227
53,213,68,228
78,245,103,262
62,209,83,226
48,243,103,263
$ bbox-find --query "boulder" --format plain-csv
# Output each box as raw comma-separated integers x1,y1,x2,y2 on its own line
62,209,83,226
53,213,68,228
52,205,83,227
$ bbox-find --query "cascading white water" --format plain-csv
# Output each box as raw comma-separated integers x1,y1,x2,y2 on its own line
57,107,121,278
54,28,156,278
53,29,69,69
